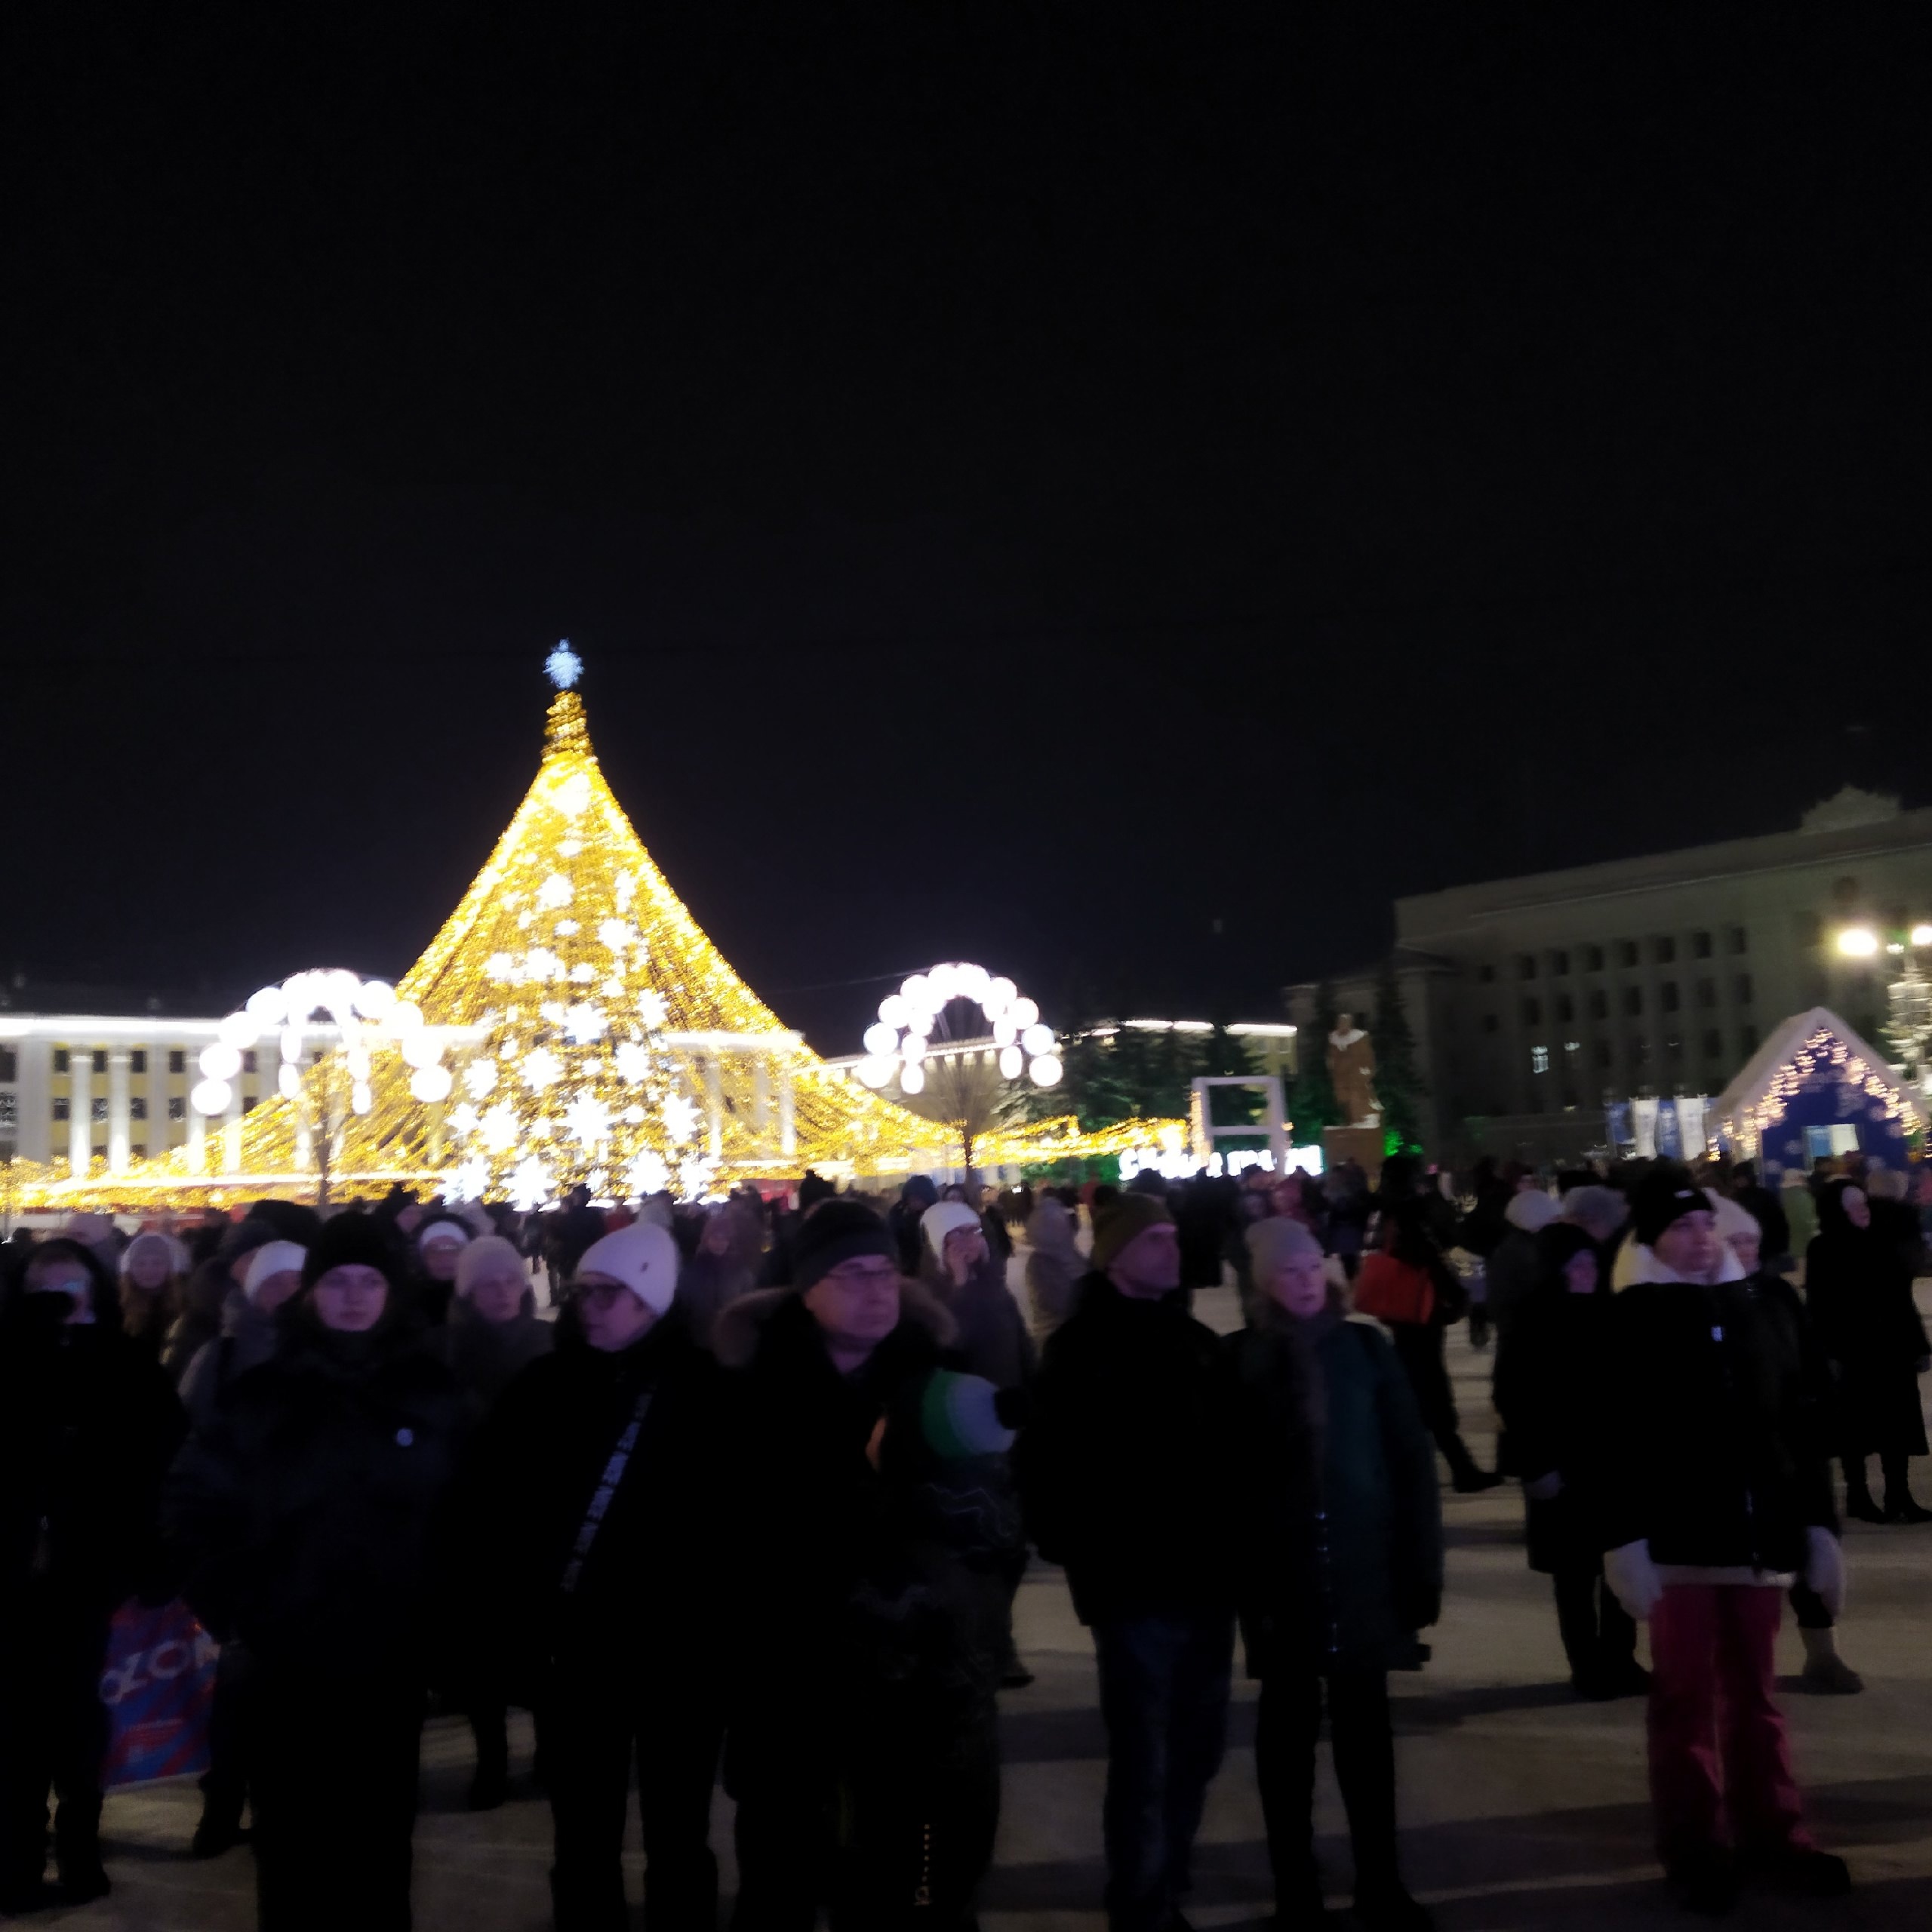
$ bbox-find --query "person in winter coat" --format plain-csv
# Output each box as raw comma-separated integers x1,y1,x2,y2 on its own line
1014,1193,1235,1932
1804,1177,1932,1522
1365,1158,1497,1494
413,1217,472,1326
716,1198,1003,1932
460,1221,724,1928
0,1238,186,1912
165,1213,469,1932
1023,1192,1084,1339
1480,1189,1559,1346
1706,1198,1865,1697
919,1199,1036,1391
174,1238,307,1857
433,1234,555,1811
1729,1162,1791,1271
118,1230,189,1364
888,1173,939,1277
1492,1224,1644,1700
676,1202,762,1351
1225,1218,1441,1931
163,1215,287,1385
1600,1170,1849,1914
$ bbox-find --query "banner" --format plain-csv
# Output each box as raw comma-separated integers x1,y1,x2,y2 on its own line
1632,1096,1660,1159
98,1599,218,1787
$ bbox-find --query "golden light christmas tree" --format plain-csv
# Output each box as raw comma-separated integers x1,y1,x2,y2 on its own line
17,646,1178,1209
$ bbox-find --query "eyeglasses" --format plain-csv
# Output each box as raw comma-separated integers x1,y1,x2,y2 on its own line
820,1261,900,1287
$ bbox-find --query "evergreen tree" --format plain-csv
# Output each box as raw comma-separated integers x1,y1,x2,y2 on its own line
1371,958,1427,1155
1287,980,1343,1141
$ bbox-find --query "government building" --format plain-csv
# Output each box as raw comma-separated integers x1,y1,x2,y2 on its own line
1287,789,1932,1165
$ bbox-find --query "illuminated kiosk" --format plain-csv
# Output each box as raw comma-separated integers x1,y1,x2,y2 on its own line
1713,1008,1921,1183
17,654,1173,1207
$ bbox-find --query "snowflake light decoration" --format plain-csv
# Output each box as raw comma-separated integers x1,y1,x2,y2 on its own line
508,1153,555,1211
546,638,583,688
564,1003,607,1044
479,1102,522,1152
449,1156,493,1202
614,1040,654,1084
662,1093,700,1143
521,1046,564,1091
463,1059,499,1100
627,1149,672,1196
563,1092,612,1147
637,989,669,1028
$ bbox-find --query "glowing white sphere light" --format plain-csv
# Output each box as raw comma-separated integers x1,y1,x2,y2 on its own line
1029,1054,1064,1088
199,1043,242,1081
998,1044,1023,1079
900,1063,926,1095
863,1022,899,1057
878,993,911,1029
192,1078,232,1116
1008,995,1040,1029
409,1065,454,1103
245,986,288,1025
1021,1023,1056,1057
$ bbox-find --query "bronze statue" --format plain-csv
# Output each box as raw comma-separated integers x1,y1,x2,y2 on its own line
1327,1013,1380,1127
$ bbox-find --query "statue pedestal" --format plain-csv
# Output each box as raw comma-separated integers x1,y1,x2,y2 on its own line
1322,1125,1386,1184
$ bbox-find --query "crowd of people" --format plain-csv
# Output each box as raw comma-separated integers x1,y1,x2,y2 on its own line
0,1142,1924,1927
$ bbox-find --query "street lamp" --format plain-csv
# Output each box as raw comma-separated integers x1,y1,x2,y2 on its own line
1837,926,1880,958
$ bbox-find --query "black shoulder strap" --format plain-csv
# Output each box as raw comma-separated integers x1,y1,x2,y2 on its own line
559,1387,654,1595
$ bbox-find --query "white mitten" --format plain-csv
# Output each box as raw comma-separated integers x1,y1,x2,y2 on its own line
1604,1539,1663,1622
1805,1526,1846,1620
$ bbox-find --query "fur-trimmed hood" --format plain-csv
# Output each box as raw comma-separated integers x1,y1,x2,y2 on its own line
711,1277,958,1371
1611,1236,1747,1291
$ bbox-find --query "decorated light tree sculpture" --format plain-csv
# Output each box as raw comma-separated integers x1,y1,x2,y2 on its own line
435,644,715,1208
853,962,1063,1168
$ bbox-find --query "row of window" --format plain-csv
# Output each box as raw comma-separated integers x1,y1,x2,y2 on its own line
1524,1026,1758,1074
1499,975,1754,1028
1481,929,1749,983
0,1047,259,1082
43,1095,257,1122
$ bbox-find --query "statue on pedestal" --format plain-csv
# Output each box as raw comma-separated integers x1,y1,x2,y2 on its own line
1327,1014,1380,1128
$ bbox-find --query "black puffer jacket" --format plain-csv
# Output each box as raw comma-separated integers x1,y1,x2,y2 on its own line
1598,1264,1836,1571
165,1308,468,1672
1014,1272,1232,1626
1,1296,186,1614
457,1311,726,1694
1222,1305,1441,1675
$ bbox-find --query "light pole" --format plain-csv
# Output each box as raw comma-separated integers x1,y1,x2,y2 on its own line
1835,923,1932,1092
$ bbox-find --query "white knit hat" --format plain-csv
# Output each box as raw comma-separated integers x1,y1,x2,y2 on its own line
1504,1189,1561,1233
119,1230,190,1278
417,1219,472,1252
244,1241,309,1300
576,1223,679,1314
921,1200,984,1258
1710,1193,1761,1244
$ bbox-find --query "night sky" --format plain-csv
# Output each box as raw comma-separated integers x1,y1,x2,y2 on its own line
8,8,1930,1052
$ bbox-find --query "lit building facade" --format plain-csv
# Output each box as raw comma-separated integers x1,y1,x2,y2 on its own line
1287,789,1932,1165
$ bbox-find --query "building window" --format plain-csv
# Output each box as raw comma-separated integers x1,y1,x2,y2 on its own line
1556,993,1574,1023
1696,977,1716,1008
1703,1028,1723,1057
1595,1041,1613,1068
1693,930,1713,958
1623,986,1644,1017
1727,926,1749,955
91,1145,106,1162
1583,944,1604,971
1735,973,1754,1004
1517,954,1537,980
90,1097,107,1123
0,1047,13,1082
1617,940,1639,968
1629,1037,1650,1064
242,1050,259,1075
1660,981,1680,1012
91,1050,106,1074
1522,997,1542,1025
53,1049,69,1074
168,1097,186,1121
131,1143,146,1158
242,1095,259,1114
1740,1023,1758,1054
1550,949,1571,976
1482,1014,1498,1035
1531,1045,1551,1074
129,1097,147,1121
131,1049,147,1074
1654,936,1676,964
1589,989,1609,1020
0,1094,15,1127
1478,963,1496,983
1666,1035,1684,1061
52,1098,69,1121
169,1049,186,1074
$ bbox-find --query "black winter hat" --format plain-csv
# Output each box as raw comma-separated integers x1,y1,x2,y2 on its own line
1630,1166,1712,1248
792,1199,898,1291
300,1211,406,1293
798,1171,838,1214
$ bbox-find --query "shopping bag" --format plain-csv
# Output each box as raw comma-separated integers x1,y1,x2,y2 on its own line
1352,1250,1435,1327
98,1598,219,1786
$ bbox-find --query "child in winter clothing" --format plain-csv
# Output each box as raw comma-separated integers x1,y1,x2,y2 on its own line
1601,1169,1850,1914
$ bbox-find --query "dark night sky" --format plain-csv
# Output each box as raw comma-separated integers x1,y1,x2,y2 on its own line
6,7,1930,1051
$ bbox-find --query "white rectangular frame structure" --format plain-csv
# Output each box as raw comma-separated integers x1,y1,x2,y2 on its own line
1189,1074,1289,1175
